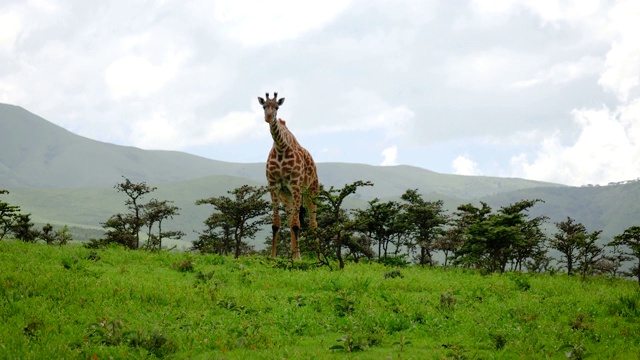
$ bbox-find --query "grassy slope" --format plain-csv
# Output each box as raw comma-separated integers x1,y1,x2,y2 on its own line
1,241,639,359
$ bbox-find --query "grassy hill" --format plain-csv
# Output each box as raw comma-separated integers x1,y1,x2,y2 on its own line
1,241,639,358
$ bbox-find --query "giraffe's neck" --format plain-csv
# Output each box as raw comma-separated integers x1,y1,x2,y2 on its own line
269,118,297,152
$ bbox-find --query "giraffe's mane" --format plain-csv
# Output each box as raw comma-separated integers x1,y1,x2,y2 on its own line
273,118,301,147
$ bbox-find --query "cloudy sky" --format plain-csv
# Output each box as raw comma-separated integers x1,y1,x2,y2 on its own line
1,0,639,186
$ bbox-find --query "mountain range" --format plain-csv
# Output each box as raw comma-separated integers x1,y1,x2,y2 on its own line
1,103,638,246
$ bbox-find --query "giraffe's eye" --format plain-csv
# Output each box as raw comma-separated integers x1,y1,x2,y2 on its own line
262,106,266,109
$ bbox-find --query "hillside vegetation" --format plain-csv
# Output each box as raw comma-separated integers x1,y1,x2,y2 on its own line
1,241,639,359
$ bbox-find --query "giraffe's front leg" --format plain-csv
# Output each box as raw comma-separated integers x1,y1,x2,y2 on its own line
269,188,281,259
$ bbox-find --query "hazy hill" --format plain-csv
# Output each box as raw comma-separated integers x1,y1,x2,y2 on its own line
1,103,556,197
0,104,263,188
481,181,640,239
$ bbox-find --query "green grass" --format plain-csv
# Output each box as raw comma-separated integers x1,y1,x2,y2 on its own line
1,241,639,359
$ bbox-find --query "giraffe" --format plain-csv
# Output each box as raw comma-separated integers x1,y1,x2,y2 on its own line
258,92,318,260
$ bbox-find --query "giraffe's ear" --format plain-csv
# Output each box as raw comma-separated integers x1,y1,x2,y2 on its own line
258,97,265,105
277,98,285,106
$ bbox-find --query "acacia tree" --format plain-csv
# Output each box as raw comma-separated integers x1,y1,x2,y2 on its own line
143,199,183,250
193,211,234,255
115,178,157,249
38,223,73,246
311,180,373,269
576,230,605,280
353,198,403,259
0,190,20,240
102,213,138,248
455,199,545,273
598,243,633,277
433,228,464,267
452,202,492,269
442,202,491,267
610,226,640,286
400,189,448,267
12,213,37,243
501,199,548,271
550,217,587,275
96,178,182,250
195,185,270,258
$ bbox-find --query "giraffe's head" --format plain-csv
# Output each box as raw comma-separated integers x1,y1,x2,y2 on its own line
258,92,285,123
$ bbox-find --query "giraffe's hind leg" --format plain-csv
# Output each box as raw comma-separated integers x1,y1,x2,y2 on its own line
303,192,318,229
290,188,302,260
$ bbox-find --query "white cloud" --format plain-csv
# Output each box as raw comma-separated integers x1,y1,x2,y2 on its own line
0,74,26,104
317,88,414,135
441,48,538,91
27,0,59,13
468,0,518,15
316,28,415,72
380,145,398,166
205,110,265,144
212,0,353,47
598,1,640,102
452,155,481,176
521,0,601,24
463,0,519,27
507,0,640,185
104,53,183,99
511,100,640,185
129,106,266,151
461,0,600,29
512,56,603,88
0,10,22,53
468,0,601,23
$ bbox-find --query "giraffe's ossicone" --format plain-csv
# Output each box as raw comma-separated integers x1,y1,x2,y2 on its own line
258,92,319,260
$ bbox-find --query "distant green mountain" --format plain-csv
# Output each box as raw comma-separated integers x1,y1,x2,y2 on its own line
480,181,640,239
8,102,638,245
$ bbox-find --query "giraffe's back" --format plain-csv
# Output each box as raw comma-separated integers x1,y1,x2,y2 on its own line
266,145,317,195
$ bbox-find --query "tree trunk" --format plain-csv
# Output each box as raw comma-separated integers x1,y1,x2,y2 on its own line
337,233,344,270
567,256,573,275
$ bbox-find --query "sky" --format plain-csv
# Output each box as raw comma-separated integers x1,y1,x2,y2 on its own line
1,0,640,187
